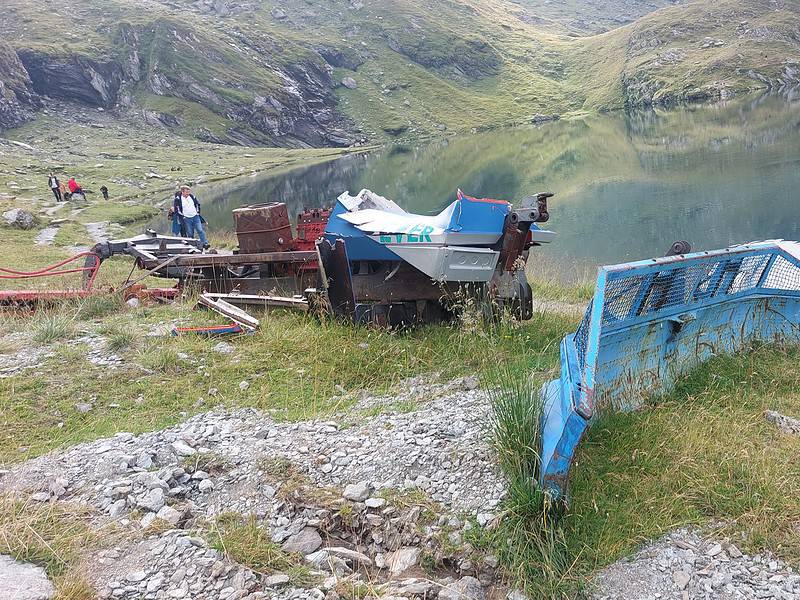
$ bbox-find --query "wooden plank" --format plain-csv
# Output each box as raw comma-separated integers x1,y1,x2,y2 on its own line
198,294,260,330
202,293,309,311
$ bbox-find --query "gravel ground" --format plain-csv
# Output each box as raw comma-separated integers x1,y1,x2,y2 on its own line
592,529,800,600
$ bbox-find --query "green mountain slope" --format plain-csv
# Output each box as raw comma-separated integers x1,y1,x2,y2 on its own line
0,0,797,146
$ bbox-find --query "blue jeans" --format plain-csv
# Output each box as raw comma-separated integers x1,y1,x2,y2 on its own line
171,213,185,236
184,215,207,246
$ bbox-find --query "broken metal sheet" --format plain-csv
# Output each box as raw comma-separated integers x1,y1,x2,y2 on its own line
540,240,800,500
337,189,406,215
336,189,510,247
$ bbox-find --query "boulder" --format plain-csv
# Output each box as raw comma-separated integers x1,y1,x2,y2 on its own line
0,554,54,600
341,77,358,90
2,209,37,230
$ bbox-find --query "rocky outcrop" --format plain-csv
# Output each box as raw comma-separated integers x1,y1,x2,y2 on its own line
17,49,124,108
388,35,502,81
0,42,39,130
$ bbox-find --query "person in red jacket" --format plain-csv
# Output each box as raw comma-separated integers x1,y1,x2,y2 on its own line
67,177,84,197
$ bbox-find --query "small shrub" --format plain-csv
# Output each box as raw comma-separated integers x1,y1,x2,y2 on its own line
33,313,76,344
107,326,137,351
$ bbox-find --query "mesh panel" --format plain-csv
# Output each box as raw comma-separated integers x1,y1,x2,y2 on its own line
573,300,592,370
601,252,800,326
570,248,800,384
762,255,800,291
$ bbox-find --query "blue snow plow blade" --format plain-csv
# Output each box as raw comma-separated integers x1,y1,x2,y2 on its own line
540,241,800,500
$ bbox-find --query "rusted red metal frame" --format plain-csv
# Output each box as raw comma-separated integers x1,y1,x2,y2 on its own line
0,252,103,304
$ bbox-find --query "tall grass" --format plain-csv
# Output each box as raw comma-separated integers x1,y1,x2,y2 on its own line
485,367,546,515
483,364,576,596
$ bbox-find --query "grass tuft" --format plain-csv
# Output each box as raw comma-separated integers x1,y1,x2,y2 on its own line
137,344,182,374
33,313,77,344
209,513,317,586
106,326,137,352
54,574,96,600
0,495,97,578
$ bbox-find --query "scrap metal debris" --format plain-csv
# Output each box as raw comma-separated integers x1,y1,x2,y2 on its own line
198,293,260,332
66,188,554,327
541,240,800,500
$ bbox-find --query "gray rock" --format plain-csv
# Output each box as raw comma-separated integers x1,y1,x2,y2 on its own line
327,546,373,566
672,570,691,590
341,77,358,90
74,402,93,414
2,209,37,230
282,527,323,555
264,573,290,587
171,441,196,457
765,409,800,434
137,488,165,513
386,547,420,575
506,589,527,600
0,554,55,599
439,576,485,600
462,376,479,391
135,453,153,469
213,342,235,355
343,481,371,502
198,479,214,492
108,499,127,518
126,570,147,583
364,497,386,509
156,505,182,526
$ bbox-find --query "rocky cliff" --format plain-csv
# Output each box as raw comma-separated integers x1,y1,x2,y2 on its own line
0,42,38,130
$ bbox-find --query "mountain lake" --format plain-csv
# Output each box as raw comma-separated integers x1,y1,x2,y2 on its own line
190,93,800,277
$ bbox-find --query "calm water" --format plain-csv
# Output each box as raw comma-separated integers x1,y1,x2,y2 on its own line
197,93,800,270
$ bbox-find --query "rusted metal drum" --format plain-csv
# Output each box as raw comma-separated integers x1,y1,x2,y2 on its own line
233,203,293,254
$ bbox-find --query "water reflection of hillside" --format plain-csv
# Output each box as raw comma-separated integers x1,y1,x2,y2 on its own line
201,93,800,265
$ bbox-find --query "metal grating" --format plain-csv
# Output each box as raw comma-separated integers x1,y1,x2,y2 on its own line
571,247,800,376
573,300,592,369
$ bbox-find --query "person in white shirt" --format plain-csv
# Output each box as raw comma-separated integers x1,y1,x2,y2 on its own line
172,184,208,248
47,173,61,201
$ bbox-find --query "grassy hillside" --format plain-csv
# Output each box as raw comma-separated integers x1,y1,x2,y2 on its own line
571,0,800,109
1,0,797,145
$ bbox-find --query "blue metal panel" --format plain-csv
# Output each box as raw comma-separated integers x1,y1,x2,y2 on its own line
324,200,400,261
448,192,510,236
539,241,800,500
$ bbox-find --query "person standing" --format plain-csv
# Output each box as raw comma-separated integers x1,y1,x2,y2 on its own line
100,185,109,200
173,184,208,248
48,173,61,201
